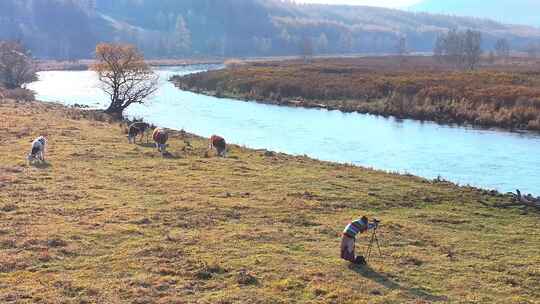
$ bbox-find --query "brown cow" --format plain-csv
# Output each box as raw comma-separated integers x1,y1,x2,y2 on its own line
209,135,227,157
152,128,169,154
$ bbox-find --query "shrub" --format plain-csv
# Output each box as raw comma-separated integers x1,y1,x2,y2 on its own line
0,88,35,101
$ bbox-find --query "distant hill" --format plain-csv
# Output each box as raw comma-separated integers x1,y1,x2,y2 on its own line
1,0,540,59
412,0,540,27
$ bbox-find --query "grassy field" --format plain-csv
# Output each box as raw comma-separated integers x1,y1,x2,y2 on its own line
0,99,539,303
172,56,540,132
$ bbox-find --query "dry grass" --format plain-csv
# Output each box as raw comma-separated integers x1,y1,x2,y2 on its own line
0,99,539,303
172,56,540,131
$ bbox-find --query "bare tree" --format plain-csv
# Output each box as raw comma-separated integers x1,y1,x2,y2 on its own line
339,31,353,53
0,41,37,89
397,35,407,56
301,36,313,64
433,29,463,68
433,34,446,63
433,29,481,70
487,51,496,65
91,43,158,116
396,35,408,65
463,30,482,70
494,38,510,61
254,37,272,54
317,33,329,54
526,43,539,59
175,15,192,55
445,29,465,68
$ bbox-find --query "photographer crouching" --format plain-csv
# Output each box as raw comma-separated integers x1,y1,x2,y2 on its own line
341,216,380,265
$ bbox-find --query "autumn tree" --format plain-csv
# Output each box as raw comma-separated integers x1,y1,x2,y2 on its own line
0,41,37,89
92,43,158,116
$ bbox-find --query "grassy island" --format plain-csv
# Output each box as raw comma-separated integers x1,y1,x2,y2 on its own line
172,57,540,132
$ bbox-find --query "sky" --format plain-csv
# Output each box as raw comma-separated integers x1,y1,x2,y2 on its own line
296,0,422,8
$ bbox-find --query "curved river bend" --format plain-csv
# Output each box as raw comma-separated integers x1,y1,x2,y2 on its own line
28,65,540,194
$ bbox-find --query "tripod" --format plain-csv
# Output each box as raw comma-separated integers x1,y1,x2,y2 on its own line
365,224,382,262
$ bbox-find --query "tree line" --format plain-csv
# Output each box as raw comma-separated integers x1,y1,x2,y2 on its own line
433,29,483,70
432,28,540,70
2,0,539,60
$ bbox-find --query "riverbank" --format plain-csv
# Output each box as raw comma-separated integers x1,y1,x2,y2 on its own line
172,57,540,132
1,99,538,303
36,58,224,71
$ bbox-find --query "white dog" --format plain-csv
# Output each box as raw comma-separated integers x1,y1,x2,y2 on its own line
27,136,47,163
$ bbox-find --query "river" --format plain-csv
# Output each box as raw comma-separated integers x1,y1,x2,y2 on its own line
27,65,540,195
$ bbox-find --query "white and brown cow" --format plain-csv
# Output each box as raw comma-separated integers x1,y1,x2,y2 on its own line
209,135,227,157
152,128,169,154
127,122,151,144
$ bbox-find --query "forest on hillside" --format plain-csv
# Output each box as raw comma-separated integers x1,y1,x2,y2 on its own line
1,0,540,59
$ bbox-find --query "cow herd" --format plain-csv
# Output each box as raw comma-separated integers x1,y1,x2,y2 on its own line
26,122,227,164
125,122,227,157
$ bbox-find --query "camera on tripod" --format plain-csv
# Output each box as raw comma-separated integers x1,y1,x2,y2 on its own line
365,218,382,262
